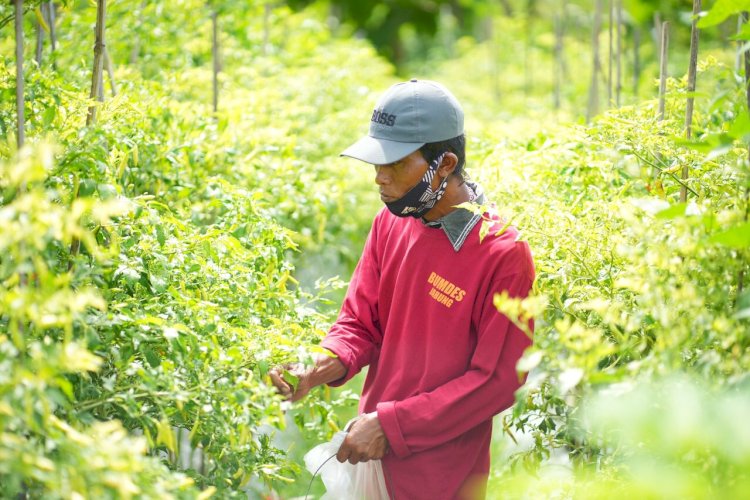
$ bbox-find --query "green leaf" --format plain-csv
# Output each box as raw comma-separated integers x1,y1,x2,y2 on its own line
143,347,160,368
478,219,491,244
97,183,118,200
156,225,166,246
709,222,750,248
281,369,299,390
698,0,750,28
728,111,750,141
655,203,687,220
43,106,56,128
257,359,269,377
156,417,176,453
78,178,97,197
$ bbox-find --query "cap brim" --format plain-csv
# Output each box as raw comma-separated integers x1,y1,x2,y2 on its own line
340,135,424,165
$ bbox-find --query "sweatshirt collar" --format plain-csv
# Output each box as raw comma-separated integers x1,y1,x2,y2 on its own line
422,181,485,252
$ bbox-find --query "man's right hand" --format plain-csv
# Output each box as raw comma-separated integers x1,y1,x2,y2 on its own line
269,363,314,402
268,352,347,403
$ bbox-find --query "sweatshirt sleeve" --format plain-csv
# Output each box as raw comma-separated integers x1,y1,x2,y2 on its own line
376,262,534,458
319,214,384,387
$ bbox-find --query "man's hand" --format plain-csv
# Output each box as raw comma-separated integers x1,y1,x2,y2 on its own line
269,352,347,403
269,363,313,402
336,412,389,464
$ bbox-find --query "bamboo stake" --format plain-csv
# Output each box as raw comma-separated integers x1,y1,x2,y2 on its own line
75,0,106,269
681,0,701,203
608,0,613,105
47,1,57,70
212,8,219,114
616,0,622,107
587,0,602,122
633,25,641,97
487,18,501,99
97,47,104,101
35,14,43,66
740,11,750,295
658,22,669,122
553,8,565,110
655,21,669,180
524,0,534,97
129,0,146,64
104,46,117,96
263,2,270,56
86,0,106,126
653,12,662,48
47,2,56,49
15,0,25,149
736,15,744,75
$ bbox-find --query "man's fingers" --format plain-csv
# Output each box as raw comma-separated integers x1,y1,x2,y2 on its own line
336,446,349,463
268,369,292,398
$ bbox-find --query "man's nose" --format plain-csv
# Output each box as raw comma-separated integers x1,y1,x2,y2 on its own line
374,166,391,185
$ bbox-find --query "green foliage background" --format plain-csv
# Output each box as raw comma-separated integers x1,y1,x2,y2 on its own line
1,0,750,498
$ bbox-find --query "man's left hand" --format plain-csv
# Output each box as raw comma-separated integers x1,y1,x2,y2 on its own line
336,412,389,464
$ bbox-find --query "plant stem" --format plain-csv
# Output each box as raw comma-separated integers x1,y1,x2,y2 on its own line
631,149,699,197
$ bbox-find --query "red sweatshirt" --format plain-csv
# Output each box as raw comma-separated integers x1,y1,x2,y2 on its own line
321,206,534,499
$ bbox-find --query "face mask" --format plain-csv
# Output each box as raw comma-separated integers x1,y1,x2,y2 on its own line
385,153,448,218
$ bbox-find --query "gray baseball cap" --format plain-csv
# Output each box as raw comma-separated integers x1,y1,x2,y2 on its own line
341,79,464,165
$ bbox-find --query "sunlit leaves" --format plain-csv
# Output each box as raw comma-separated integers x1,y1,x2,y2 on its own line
698,0,750,28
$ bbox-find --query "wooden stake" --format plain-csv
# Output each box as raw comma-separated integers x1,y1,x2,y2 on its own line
129,0,146,64
553,6,566,110
76,0,106,269
97,50,104,101
587,0,602,122
633,25,641,97
212,8,219,114
35,14,43,66
104,46,117,96
740,11,750,295
737,15,744,75
656,21,669,179
47,1,57,70
608,0,613,105
524,0,534,97
86,0,106,126
653,11,662,48
616,0,622,107
681,0,701,203
263,2,270,56
15,0,25,149
658,22,669,122
487,18,501,100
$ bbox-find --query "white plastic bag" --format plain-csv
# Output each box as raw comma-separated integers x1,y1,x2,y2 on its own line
303,418,389,500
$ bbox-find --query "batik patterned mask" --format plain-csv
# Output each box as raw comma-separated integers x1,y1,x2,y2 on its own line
385,153,448,218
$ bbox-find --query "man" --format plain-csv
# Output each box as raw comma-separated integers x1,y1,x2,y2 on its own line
271,80,534,499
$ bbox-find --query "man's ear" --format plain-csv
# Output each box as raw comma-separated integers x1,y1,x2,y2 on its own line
438,152,458,177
